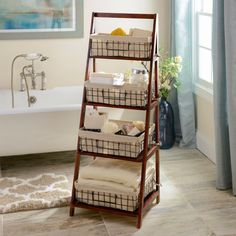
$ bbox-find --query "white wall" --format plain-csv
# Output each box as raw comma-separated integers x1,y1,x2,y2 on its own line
0,0,170,90
195,91,216,163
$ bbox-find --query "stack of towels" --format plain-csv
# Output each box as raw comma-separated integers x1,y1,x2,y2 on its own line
75,158,155,211
89,72,124,86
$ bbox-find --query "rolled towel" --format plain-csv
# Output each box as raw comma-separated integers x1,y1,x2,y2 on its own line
101,121,119,134
133,121,145,132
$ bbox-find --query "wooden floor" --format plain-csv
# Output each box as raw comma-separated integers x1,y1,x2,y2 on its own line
0,147,236,236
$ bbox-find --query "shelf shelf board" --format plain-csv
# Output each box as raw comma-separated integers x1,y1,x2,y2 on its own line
78,145,158,162
71,201,138,217
93,12,157,19
71,190,159,217
84,100,158,110
89,55,153,61
90,55,159,62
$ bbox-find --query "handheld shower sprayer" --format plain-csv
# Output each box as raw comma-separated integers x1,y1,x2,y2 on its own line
23,53,49,61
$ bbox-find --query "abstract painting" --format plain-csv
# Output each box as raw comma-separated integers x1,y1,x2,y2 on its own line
0,0,83,39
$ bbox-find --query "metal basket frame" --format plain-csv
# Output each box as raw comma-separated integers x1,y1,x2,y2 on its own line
79,134,153,158
78,121,155,158
85,86,148,107
90,34,152,58
75,176,155,212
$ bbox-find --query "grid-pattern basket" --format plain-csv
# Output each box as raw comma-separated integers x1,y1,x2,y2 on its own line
75,174,155,212
85,81,149,107
90,34,152,58
78,120,155,158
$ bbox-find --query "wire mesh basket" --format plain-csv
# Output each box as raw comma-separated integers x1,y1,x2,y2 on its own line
75,174,155,212
78,120,155,158
90,34,152,58
85,81,150,107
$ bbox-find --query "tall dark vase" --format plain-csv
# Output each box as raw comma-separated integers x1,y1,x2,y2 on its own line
159,97,175,149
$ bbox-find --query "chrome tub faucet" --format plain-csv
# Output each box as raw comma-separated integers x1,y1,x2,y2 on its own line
11,53,49,108
19,53,48,91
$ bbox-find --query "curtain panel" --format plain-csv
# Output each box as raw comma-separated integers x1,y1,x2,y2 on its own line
170,0,196,148
213,0,236,194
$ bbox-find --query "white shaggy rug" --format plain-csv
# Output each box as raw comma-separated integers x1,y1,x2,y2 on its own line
0,173,71,214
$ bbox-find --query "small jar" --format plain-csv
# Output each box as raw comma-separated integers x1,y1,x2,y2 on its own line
130,68,148,85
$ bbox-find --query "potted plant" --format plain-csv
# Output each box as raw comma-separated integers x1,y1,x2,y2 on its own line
158,52,182,149
159,53,182,99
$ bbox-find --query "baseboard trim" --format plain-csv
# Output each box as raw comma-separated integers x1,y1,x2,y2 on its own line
196,131,216,163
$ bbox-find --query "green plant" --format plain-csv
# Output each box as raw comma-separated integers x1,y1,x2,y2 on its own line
159,51,182,99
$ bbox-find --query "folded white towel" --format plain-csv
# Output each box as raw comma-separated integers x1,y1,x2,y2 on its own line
90,72,117,78
89,72,124,85
129,28,152,37
79,158,154,189
75,178,135,194
75,169,154,196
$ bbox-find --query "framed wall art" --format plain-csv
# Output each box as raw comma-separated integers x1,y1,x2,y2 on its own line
0,0,83,39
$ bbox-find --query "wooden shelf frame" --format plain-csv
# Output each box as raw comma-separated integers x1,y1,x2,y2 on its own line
84,100,158,111
70,12,160,229
78,144,158,163
70,190,159,217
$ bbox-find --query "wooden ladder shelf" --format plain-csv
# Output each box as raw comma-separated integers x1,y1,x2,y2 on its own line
69,12,160,229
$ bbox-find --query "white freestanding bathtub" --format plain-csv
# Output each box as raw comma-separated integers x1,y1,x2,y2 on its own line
0,86,127,157
0,86,85,157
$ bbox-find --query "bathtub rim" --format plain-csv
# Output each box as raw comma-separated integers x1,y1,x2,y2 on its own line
0,104,82,116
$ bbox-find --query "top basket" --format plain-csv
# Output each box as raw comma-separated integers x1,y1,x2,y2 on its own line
90,34,152,59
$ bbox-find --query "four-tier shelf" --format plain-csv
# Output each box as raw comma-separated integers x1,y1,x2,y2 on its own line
69,12,160,229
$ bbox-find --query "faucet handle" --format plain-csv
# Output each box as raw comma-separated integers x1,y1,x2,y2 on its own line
41,71,46,90
41,71,45,77
19,72,26,91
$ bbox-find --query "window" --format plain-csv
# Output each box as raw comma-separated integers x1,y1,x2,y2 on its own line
193,0,213,90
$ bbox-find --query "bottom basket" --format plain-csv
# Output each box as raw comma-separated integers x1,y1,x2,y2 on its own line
75,174,155,212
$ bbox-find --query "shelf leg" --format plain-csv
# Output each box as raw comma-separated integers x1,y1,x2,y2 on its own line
137,213,142,229
155,149,160,204
156,195,160,204
69,152,81,217
69,205,75,216
137,153,148,229
154,55,160,205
